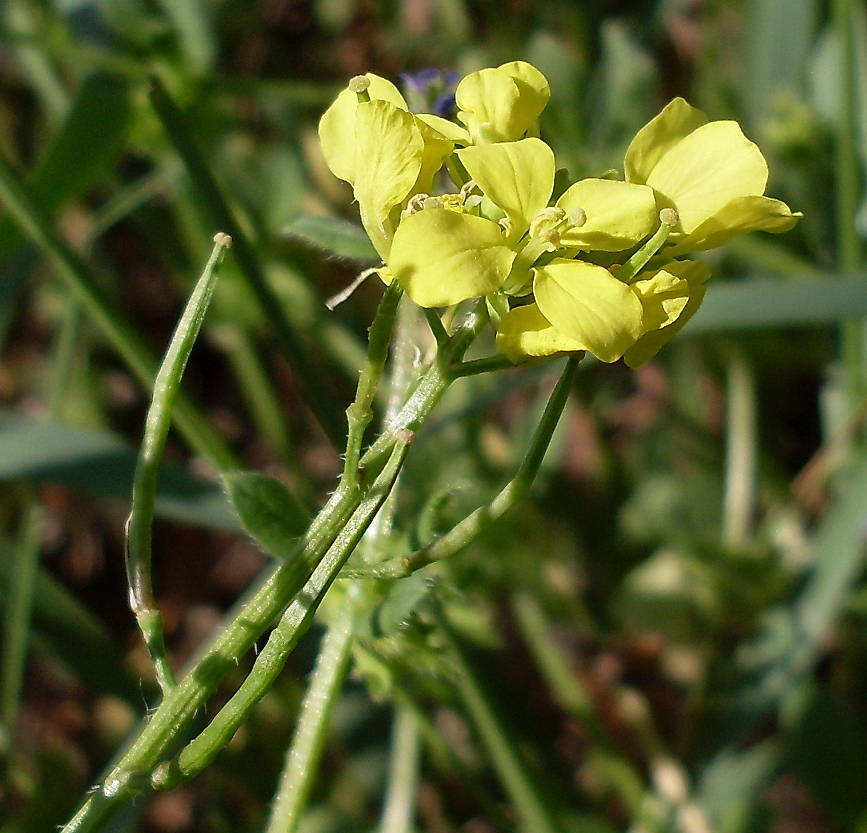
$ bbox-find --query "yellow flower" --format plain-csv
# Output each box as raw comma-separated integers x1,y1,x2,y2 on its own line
318,74,455,259
624,97,801,255
388,137,658,308
317,66,800,369
455,61,550,144
496,259,710,367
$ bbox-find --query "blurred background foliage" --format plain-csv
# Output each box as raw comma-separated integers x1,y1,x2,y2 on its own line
1,0,867,831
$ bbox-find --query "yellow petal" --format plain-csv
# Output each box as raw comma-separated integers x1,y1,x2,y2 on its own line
455,61,551,143
496,303,586,363
631,269,691,331
667,195,802,254
533,259,643,363
458,138,555,233
624,260,711,368
353,100,424,259
413,117,455,196
645,121,769,234
557,178,659,251
624,97,707,185
416,113,470,145
318,74,408,185
389,210,516,307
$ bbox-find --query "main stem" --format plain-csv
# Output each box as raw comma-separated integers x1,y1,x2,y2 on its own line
61,304,489,833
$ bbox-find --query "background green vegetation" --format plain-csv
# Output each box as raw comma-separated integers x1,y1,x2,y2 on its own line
0,0,866,831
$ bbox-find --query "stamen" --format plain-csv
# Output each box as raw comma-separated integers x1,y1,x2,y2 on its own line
403,193,430,216
349,75,371,102
659,208,679,227
568,207,587,228
529,207,566,241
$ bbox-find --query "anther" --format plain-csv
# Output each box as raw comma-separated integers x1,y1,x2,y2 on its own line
529,207,567,244
403,193,430,216
568,207,587,228
659,207,679,227
349,75,371,103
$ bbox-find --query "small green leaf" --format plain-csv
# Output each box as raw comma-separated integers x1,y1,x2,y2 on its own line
285,215,379,262
376,572,432,636
222,471,310,558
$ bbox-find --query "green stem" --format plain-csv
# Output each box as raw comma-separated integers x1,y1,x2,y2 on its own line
343,283,403,489
435,605,566,833
833,0,865,413
379,705,423,833
360,302,490,470
148,76,346,450
62,302,488,833
126,235,232,695
264,589,358,833
617,212,675,283
359,356,579,578
451,354,516,378
0,151,239,471
0,503,43,736
722,346,757,551
423,307,449,345
2,290,80,735
153,438,412,789
266,295,423,833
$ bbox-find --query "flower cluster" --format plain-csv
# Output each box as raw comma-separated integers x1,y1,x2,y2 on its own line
318,62,800,367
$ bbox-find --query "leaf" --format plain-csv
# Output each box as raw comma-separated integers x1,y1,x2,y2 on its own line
0,553,138,703
222,471,310,558
285,215,379,262
375,572,433,636
685,277,867,335
26,74,132,216
0,414,239,532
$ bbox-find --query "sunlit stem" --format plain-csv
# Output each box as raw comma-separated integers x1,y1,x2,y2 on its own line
348,355,580,579
617,209,678,283
424,307,448,345
126,233,232,696
433,602,566,833
266,296,421,833
152,437,413,791
503,235,550,294
379,706,423,833
262,589,357,833
343,282,404,489
359,302,490,469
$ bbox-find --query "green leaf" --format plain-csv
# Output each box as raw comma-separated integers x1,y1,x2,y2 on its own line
0,74,133,335
222,471,310,558
0,414,239,532
153,0,216,74
0,553,138,703
685,277,867,334
285,215,379,262
375,572,432,636
26,74,132,216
